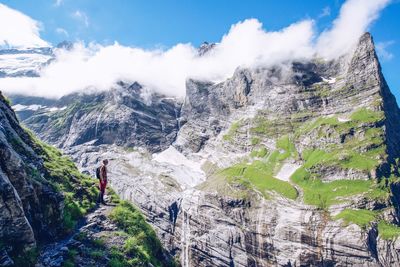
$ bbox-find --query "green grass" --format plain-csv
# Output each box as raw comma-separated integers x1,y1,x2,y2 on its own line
250,147,268,158
223,120,242,141
221,106,388,207
296,116,341,136
313,83,331,97
250,137,261,145
3,95,12,106
340,152,380,170
62,249,78,267
291,167,388,209
92,237,106,248
350,108,384,123
89,249,103,260
13,248,39,267
294,109,386,172
378,221,400,240
49,101,105,130
221,160,298,200
250,116,272,134
334,209,377,228
24,128,99,232
14,127,172,266
276,135,298,160
109,247,130,267
67,199,175,266
220,134,300,200
302,149,330,168
250,116,294,138
109,201,175,267
301,129,384,172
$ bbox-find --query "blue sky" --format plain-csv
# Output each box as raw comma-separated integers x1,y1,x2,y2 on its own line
0,0,399,100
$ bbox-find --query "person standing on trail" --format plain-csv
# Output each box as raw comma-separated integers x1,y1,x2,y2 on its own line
97,159,109,204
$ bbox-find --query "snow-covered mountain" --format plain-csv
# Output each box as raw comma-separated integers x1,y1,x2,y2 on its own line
0,47,53,77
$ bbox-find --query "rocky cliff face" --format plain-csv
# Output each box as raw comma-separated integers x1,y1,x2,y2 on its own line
0,92,64,265
0,91,174,266
11,33,400,266
15,82,181,153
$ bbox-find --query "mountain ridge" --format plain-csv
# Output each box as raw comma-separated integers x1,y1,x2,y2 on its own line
4,32,400,266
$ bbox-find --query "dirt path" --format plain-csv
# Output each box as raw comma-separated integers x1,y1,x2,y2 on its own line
36,202,123,267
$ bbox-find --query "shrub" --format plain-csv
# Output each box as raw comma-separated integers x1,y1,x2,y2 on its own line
378,221,400,240
335,209,377,228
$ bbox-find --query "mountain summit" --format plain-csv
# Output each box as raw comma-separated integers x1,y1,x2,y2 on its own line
4,32,400,266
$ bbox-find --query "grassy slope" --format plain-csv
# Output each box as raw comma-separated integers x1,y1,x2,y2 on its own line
217,107,400,240
220,135,298,200
26,128,99,231
23,129,174,266
334,209,377,228
62,196,176,267
220,108,389,203
108,200,176,267
378,221,400,240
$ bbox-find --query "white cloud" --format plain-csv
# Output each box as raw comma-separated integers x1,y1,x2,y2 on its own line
54,0,63,7
317,0,391,59
0,19,315,98
0,0,392,99
72,10,89,27
376,41,395,61
0,4,49,48
319,6,331,18
56,27,69,37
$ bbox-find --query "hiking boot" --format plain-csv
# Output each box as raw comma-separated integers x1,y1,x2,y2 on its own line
97,192,103,203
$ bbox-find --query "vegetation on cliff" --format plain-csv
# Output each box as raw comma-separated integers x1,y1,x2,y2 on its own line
11,128,174,266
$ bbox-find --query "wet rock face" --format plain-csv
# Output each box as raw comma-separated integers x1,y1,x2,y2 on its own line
0,93,64,262
16,82,182,153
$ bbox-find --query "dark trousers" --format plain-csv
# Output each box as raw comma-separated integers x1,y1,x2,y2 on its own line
98,179,107,203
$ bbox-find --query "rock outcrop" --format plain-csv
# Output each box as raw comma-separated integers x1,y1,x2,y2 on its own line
17,82,181,153
10,33,400,266
0,92,64,265
0,91,175,266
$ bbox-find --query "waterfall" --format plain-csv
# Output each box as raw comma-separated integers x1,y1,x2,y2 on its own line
181,210,191,267
246,120,250,153
94,106,106,139
256,199,266,265
175,107,181,130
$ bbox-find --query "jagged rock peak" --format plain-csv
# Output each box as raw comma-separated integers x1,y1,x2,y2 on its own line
198,41,216,56
55,40,74,50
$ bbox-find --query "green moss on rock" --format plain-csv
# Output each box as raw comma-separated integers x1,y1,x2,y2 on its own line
221,161,298,200
109,201,175,267
335,209,377,228
291,167,388,209
223,120,242,141
25,128,99,232
378,221,400,240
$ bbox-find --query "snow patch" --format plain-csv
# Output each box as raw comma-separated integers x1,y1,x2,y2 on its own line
12,104,43,111
47,106,66,112
338,117,351,122
153,146,206,188
0,52,51,76
276,163,301,182
322,77,336,84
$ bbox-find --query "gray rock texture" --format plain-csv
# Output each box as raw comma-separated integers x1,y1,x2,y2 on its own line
19,82,181,153
12,33,400,266
0,92,64,264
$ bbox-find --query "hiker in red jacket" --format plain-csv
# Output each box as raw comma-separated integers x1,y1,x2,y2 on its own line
97,159,109,204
